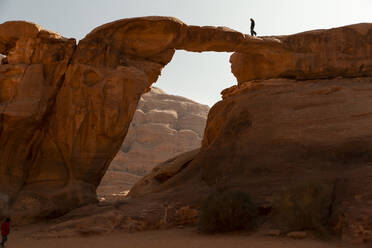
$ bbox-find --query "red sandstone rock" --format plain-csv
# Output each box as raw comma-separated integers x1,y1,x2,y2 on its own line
97,88,209,200
231,23,372,83
0,17,372,238
132,77,372,243
129,149,200,197
0,17,279,220
108,87,209,176
0,21,76,220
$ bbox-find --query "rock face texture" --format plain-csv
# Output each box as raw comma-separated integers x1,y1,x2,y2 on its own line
0,21,77,219
109,87,209,176
195,77,372,243
97,87,209,199
129,148,200,197
0,17,276,221
129,23,372,243
1,17,372,243
231,23,372,83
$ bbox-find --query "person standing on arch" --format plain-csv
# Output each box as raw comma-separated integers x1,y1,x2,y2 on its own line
250,18,257,36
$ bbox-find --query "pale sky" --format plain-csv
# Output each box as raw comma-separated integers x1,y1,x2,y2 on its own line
1,0,371,106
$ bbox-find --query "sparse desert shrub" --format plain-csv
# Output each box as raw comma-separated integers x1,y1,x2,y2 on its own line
198,190,258,233
274,182,332,236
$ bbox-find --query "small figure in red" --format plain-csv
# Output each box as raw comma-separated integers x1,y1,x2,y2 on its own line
1,218,10,248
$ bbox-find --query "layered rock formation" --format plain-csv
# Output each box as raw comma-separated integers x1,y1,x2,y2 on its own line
0,21,77,219
97,87,209,199
130,23,372,243
231,23,372,83
109,87,209,175
1,16,372,244
0,17,277,220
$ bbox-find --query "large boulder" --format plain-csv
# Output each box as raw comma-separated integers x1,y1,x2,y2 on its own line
129,77,372,243
203,77,372,242
129,148,200,197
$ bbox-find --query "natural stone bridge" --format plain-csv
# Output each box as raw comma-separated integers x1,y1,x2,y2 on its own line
0,16,371,221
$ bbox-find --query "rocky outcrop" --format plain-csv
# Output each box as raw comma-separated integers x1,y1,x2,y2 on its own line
0,17,278,221
129,149,200,197
231,23,372,83
109,87,209,176
1,16,372,240
97,87,208,200
128,23,372,243
206,77,372,243
0,21,77,220
129,77,372,243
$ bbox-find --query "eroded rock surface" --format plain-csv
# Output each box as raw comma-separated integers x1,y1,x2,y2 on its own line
110,87,209,175
1,17,372,242
231,23,372,83
126,23,372,242
129,148,200,197
0,21,77,220
0,17,277,220
97,87,209,200
131,77,372,243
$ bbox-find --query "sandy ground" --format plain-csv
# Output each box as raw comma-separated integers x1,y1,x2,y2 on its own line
8,227,350,248
97,170,140,201
8,170,353,248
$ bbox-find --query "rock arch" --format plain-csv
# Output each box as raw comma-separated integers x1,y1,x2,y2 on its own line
0,17,280,220
0,17,371,221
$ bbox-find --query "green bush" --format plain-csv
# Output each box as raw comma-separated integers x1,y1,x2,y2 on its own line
274,182,332,236
198,190,258,233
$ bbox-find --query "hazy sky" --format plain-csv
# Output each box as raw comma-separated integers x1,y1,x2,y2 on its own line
1,0,371,106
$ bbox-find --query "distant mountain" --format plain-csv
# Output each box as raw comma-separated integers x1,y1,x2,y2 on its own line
110,87,209,175
97,87,209,199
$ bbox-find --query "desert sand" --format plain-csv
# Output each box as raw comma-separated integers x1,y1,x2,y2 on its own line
10,227,347,248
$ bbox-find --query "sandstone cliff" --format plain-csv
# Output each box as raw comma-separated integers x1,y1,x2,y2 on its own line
0,21,78,219
231,23,372,83
130,22,372,242
110,87,208,175
1,17,372,243
0,17,277,221
97,87,209,199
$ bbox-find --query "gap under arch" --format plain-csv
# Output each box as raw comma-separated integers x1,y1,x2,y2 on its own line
156,50,236,107
97,51,236,201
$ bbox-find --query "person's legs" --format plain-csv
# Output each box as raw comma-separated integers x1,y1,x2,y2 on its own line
250,28,257,36
1,236,7,247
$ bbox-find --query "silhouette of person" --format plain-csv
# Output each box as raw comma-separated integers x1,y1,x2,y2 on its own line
250,18,257,36
1,218,10,248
